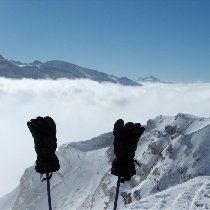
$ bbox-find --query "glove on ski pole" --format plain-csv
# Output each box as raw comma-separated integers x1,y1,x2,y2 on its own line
111,119,145,182
27,116,60,174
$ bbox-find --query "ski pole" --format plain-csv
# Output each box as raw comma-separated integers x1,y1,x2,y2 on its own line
113,176,121,210
46,173,52,210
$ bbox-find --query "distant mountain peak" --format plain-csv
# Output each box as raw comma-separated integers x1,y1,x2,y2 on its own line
137,75,161,82
137,75,172,84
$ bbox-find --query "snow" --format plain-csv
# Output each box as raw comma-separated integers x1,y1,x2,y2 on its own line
122,176,210,210
1,114,210,209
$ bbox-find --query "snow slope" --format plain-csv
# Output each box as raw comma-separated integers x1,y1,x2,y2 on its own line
122,176,210,210
0,55,139,86
1,113,210,210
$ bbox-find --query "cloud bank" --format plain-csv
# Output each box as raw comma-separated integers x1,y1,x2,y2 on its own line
0,78,210,197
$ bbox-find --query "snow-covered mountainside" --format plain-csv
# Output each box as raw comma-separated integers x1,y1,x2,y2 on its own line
122,176,210,210
1,113,210,210
0,55,139,86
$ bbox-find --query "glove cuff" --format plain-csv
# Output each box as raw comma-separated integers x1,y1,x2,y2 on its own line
111,158,136,180
35,155,60,174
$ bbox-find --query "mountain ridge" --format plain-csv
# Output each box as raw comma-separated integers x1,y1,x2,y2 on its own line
0,55,140,86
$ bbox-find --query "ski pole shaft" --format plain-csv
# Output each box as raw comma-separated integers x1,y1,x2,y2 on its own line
113,176,121,210
46,173,52,210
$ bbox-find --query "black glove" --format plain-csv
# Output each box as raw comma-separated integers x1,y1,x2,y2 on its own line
27,116,60,174
111,119,145,182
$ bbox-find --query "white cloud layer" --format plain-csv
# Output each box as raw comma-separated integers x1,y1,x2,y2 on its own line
0,78,210,197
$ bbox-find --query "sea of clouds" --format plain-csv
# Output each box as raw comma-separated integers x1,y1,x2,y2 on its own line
0,78,210,197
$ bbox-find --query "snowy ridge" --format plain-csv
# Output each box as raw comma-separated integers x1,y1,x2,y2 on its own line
0,55,139,86
1,114,210,209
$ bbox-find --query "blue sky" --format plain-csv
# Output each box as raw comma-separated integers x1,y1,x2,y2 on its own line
0,0,209,82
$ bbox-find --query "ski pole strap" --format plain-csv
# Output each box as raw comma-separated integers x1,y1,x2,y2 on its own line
46,173,52,210
41,172,53,182
113,176,121,210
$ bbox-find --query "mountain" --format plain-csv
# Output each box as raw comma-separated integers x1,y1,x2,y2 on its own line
137,76,171,84
0,55,140,86
1,113,210,209
122,176,210,210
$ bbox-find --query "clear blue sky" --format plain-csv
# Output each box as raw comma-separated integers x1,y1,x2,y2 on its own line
0,0,209,82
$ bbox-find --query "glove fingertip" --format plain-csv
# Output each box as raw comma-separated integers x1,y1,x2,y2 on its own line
44,116,53,122
113,119,124,133
115,119,124,126
135,123,141,127
36,116,43,120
